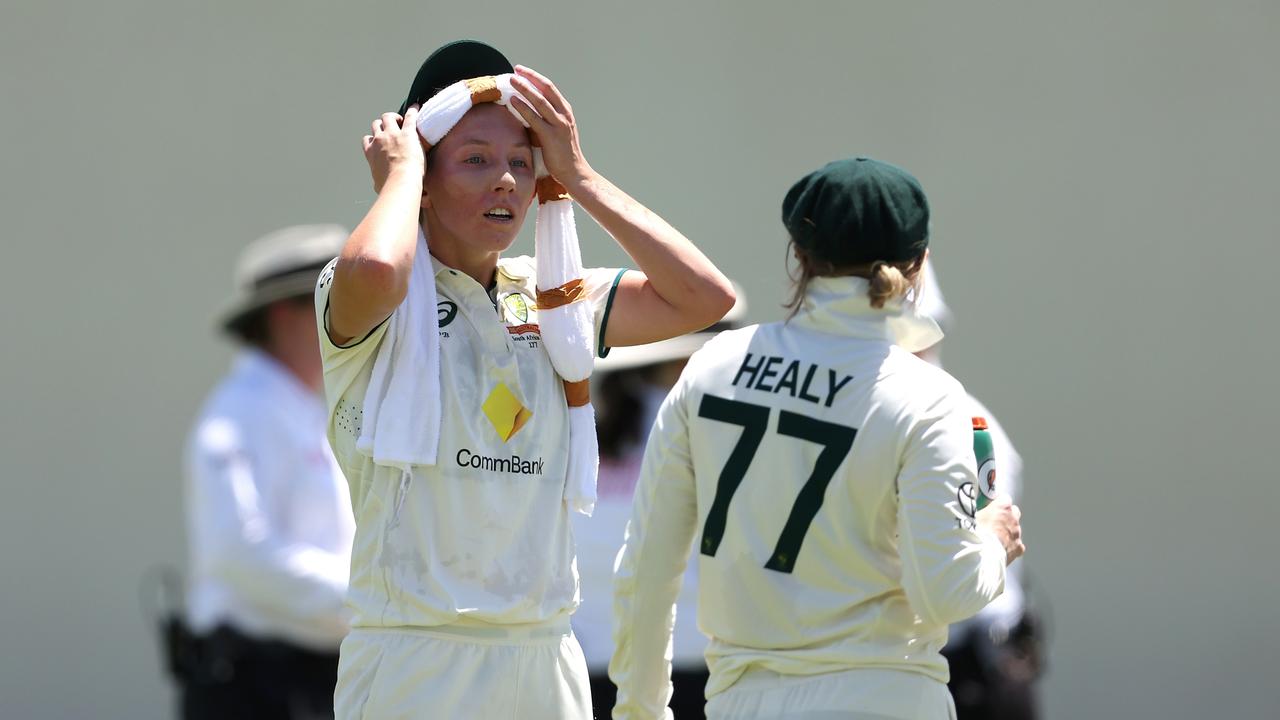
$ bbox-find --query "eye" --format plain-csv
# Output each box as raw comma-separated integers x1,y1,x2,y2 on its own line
464,155,484,164
510,158,529,168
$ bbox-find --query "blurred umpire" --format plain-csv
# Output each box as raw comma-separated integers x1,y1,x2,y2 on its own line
176,225,355,719
916,260,1045,720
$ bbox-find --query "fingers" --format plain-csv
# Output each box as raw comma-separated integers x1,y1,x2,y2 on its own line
511,75,562,125
403,105,420,134
1009,540,1026,564
1012,504,1022,520
508,94,549,132
514,65,571,117
362,135,374,152
380,111,403,131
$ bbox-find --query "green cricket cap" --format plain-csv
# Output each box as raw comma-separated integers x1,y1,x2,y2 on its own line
782,157,930,265
398,40,514,115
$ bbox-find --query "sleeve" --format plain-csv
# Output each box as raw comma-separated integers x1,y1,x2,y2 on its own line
583,266,630,359
314,258,389,424
187,415,350,639
609,371,699,720
895,386,1008,628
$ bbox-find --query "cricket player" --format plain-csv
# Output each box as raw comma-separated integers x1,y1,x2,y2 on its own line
317,41,734,719
610,158,1025,720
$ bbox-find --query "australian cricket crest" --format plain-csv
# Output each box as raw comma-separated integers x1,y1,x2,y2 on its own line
502,293,529,324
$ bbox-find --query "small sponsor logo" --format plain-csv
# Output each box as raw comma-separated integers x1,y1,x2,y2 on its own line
958,481,978,518
438,301,458,328
956,481,979,530
977,460,998,501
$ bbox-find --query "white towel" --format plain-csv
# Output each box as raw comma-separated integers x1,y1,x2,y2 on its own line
356,228,440,470
535,188,598,514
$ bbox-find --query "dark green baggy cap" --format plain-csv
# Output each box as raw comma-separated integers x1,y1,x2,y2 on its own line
782,157,930,265
398,40,514,115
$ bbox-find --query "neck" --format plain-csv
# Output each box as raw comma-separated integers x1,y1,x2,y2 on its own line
422,216,499,287
262,343,322,394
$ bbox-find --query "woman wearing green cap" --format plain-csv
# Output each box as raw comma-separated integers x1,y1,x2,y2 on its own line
610,157,1025,719
314,41,734,719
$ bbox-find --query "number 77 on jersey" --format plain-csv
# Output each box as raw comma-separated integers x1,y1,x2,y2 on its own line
697,394,857,574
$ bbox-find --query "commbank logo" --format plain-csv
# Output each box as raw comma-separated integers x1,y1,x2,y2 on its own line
456,449,545,475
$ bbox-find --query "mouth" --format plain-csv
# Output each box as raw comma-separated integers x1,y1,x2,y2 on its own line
483,207,515,223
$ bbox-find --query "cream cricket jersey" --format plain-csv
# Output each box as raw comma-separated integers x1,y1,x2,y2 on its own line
611,276,1007,718
316,254,626,629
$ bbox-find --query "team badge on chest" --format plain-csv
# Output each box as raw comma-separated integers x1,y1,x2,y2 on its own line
502,293,529,324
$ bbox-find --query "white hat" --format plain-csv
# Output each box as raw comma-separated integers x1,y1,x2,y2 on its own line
916,258,953,331
594,282,749,372
218,224,348,334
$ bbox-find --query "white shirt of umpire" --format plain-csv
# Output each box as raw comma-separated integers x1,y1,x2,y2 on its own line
185,349,355,650
611,276,1008,718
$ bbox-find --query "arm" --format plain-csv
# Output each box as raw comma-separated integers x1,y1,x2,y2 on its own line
327,108,425,344
896,392,1010,627
188,419,349,638
509,67,736,347
610,378,700,720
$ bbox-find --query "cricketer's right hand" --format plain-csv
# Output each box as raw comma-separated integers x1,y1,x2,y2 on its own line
977,495,1025,565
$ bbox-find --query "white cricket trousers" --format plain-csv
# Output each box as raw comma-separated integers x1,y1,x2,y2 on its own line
334,617,591,720
705,667,957,720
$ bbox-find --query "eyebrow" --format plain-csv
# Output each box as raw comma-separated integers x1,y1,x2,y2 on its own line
458,137,531,149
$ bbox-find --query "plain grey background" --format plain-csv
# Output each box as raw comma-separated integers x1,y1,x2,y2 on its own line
3,1,1277,718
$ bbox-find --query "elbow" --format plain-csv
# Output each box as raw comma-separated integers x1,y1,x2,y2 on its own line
694,276,738,331
336,253,409,304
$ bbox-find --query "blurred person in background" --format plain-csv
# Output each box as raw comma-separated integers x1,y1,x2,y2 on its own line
574,290,746,718
610,158,1025,720
179,225,356,720
915,260,1044,720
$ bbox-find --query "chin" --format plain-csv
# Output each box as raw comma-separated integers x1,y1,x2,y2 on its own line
479,226,523,252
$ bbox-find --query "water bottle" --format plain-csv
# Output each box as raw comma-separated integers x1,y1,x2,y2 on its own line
973,416,997,511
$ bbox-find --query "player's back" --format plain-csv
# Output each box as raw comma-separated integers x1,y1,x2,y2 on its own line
680,319,979,690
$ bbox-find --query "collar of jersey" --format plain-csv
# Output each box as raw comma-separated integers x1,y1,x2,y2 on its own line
428,254,533,284
793,275,944,351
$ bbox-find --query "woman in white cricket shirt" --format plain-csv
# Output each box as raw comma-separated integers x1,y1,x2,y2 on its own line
610,157,1025,720
316,41,734,719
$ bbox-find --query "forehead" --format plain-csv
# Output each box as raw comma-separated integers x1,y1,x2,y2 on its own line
439,103,530,149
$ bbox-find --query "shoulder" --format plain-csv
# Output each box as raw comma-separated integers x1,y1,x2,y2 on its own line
498,255,536,287
314,257,339,308
866,349,970,431
191,369,278,447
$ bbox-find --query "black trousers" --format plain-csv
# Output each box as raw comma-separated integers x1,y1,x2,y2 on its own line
177,626,339,720
590,667,709,719
943,626,1041,720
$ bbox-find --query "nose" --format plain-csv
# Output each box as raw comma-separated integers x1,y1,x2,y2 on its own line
494,167,517,193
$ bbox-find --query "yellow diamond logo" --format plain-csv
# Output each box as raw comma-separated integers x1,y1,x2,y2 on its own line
482,382,533,442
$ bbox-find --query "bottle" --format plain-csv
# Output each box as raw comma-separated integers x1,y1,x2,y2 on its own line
973,417,997,511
